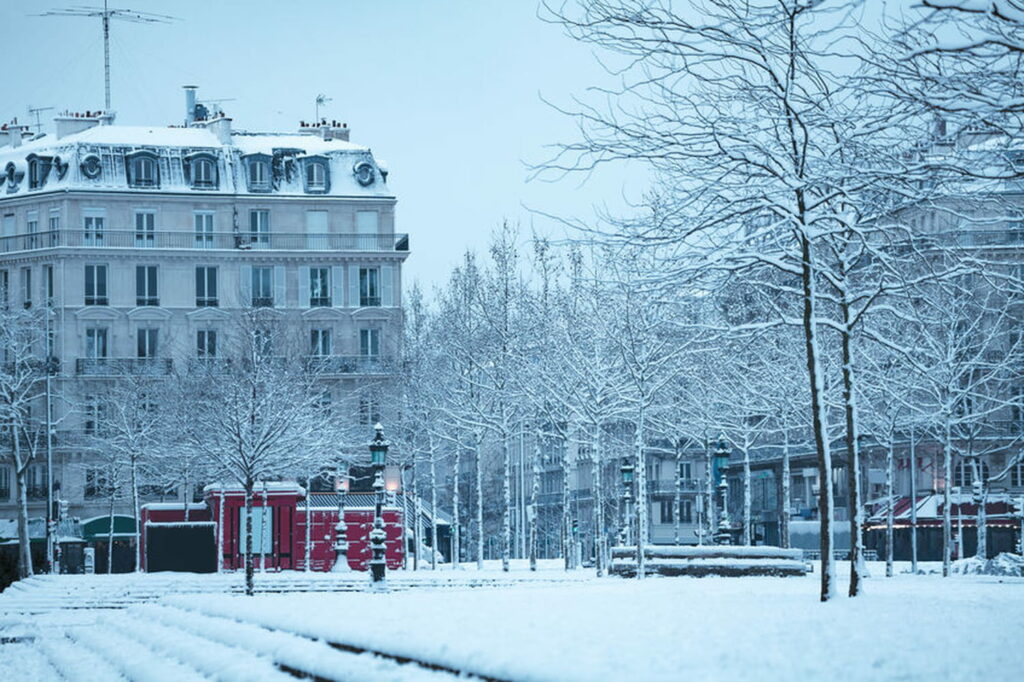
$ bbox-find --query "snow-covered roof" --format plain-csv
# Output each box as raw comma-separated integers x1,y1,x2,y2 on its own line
1,119,393,199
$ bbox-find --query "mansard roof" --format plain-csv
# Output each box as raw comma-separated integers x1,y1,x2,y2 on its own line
0,123,392,199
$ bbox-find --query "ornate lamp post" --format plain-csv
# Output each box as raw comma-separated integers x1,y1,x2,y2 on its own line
369,423,389,587
332,471,350,572
620,459,635,546
713,435,733,545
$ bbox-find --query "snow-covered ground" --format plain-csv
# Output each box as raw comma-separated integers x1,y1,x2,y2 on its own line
1,561,1021,681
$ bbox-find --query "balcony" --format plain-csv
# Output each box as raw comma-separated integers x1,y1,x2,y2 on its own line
187,358,233,375
648,480,703,496
0,229,410,253
75,357,174,376
303,354,397,376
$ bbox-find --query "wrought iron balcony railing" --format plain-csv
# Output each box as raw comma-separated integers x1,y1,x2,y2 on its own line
0,229,410,253
75,357,174,376
303,354,397,375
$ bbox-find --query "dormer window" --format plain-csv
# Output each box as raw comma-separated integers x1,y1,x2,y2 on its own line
26,155,52,190
302,156,330,193
126,151,160,189
244,154,272,193
185,153,218,190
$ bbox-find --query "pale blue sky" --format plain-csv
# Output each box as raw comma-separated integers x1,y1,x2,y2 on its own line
0,0,639,289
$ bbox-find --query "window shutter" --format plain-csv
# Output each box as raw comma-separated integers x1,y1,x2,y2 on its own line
381,264,394,307
240,265,252,307
331,266,344,307
348,265,359,308
273,265,286,307
298,266,310,308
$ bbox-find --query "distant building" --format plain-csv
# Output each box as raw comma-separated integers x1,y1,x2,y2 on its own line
0,88,410,544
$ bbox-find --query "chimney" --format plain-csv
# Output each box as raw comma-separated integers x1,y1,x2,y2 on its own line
301,120,350,142
184,85,198,125
6,120,31,148
54,111,109,139
197,114,232,144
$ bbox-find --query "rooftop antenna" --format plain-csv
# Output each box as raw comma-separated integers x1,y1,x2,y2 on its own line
315,94,332,123
35,2,178,111
27,105,54,134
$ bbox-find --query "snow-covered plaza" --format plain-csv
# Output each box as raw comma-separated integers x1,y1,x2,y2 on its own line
1,562,1021,681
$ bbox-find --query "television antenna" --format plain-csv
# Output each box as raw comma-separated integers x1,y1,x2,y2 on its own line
27,106,54,134
36,2,178,111
315,94,332,122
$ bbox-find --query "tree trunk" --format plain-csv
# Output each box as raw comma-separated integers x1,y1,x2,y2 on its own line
217,488,225,574
909,428,918,573
530,425,541,572
886,437,895,578
635,406,647,580
562,436,573,570
674,442,682,546
183,466,191,523
592,425,605,576
452,446,461,570
975,481,988,561
798,233,836,602
430,445,438,570
705,436,716,540
13,462,33,579
244,480,255,596
131,456,142,573
840,314,866,597
780,428,791,549
501,434,511,572
474,442,484,570
304,478,312,572
942,422,953,577
742,446,751,546
106,479,116,575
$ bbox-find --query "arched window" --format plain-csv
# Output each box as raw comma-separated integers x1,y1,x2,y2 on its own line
243,154,272,192
302,156,330,193
306,161,325,188
126,152,160,188
191,157,217,189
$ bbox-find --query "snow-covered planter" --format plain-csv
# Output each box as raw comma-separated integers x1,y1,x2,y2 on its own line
609,545,812,578
951,553,1024,577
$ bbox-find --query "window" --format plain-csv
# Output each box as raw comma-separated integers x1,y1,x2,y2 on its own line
679,462,692,481
27,464,46,499
680,500,693,524
194,212,214,248
659,498,674,524
250,210,270,247
359,328,380,358
20,267,31,308
85,468,109,498
83,212,104,246
310,328,332,356
359,396,380,425
304,159,327,191
252,267,273,307
85,328,108,359
1011,461,1024,488
954,460,990,488
44,264,53,306
127,154,159,188
137,328,159,359
359,267,380,306
26,212,38,249
48,209,60,233
195,266,218,307
135,211,155,247
309,267,330,306
135,266,158,306
190,157,216,189
0,467,9,500
197,329,217,358
247,157,271,191
84,265,107,305
28,159,45,190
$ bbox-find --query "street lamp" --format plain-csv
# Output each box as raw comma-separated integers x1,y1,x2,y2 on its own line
620,459,635,546
369,423,389,587
713,435,732,545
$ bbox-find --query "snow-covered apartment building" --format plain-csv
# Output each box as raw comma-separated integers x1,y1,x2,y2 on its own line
0,89,408,532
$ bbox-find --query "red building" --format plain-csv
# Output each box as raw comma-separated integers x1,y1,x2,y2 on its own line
139,483,405,573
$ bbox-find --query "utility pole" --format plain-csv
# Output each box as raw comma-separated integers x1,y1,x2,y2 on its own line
36,2,177,111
